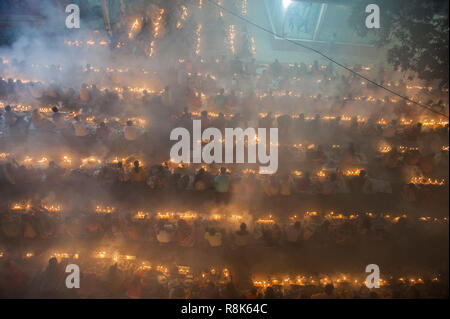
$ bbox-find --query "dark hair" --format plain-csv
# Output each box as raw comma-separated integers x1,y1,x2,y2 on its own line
324,284,334,295
52,106,59,113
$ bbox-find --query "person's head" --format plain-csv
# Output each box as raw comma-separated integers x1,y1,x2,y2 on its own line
165,85,169,91
52,106,59,113
74,116,80,122
220,167,227,175
240,223,247,231
126,120,133,126
330,173,337,182
359,170,367,178
324,283,334,295
117,161,123,169
48,257,58,268
294,221,301,229
5,105,11,112
99,122,106,128
219,88,225,95
208,227,216,235
133,160,140,169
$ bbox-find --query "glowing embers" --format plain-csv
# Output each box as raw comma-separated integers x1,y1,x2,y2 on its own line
378,144,392,153
61,155,72,166
250,36,256,55
177,5,189,29
292,170,302,176
11,202,31,212
195,24,202,56
128,18,142,39
256,215,275,225
228,25,236,55
342,168,364,176
155,211,198,221
420,118,449,129
149,8,165,57
41,204,62,213
95,205,115,214
134,211,151,220
316,169,327,178
252,273,428,288
409,176,446,186
81,156,102,167
241,0,248,15
0,152,10,161
51,252,79,262
398,145,419,153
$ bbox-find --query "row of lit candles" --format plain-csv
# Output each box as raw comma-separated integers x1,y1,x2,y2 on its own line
8,201,448,225
2,151,447,186
252,274,440,288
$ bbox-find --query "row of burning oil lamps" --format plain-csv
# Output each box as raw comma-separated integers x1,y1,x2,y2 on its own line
1,151,447,186
7,202,448,226
252,274,440,288
92,208,450,226
4,98,446,129
2,102,447,132
1,74,448,127
4,63,447,115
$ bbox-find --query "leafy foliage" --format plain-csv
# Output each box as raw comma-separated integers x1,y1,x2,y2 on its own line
349,0,449,90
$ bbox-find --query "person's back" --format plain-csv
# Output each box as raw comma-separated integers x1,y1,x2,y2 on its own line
4,107,17,126
214,173,230,193
73,118,88,137
124,124,138,141
234,223,250,247
279,176,292,196
204,228,222,247
156,225,173,244
311,284,337,299
286,222,302,243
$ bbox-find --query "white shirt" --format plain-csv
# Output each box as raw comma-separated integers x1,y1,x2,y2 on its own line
124,125,138,141
73,121,88,137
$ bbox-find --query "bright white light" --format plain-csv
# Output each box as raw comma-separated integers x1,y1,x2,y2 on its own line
282,0,292,9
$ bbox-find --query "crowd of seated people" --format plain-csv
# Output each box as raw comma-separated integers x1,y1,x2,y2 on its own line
0,249,447,299
0,15,448,299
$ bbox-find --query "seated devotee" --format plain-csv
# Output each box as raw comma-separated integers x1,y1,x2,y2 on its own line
128,160,146,183
31,109,50,129
177,219,196,248
214,88,227,110
73,116,88,137
3,105,17,128
96,122,110,142
234,223,251,247
156,223,174,244
279,174,293,196
161,86,173,107
311,284,338,299
124,120,139,141
51,106,68,130
204,227,223,248
193,167,211,191
214,167,231,193
285,221,302,245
